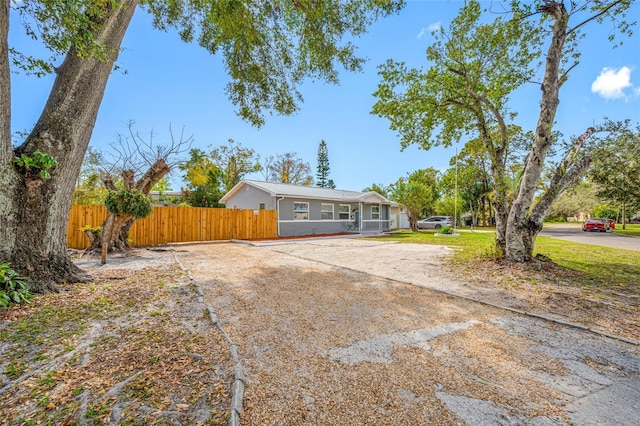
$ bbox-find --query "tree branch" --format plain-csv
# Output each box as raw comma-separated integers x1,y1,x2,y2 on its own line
529,126,596,224
567,0,626,36
530,155,592,224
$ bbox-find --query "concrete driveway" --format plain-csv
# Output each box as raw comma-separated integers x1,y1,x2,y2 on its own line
540,224,640,251
174,239,640,425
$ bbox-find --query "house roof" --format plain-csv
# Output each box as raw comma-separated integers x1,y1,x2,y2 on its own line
221,180,397,205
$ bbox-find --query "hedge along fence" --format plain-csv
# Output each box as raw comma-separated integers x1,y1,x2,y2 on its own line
67,205,278,249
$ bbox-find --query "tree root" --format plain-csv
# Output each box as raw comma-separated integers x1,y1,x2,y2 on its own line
100,370,145,401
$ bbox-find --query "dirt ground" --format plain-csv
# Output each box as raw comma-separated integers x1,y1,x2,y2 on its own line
1,238,638,425
257,237,640,342
173,239,640,425
0,249,234,425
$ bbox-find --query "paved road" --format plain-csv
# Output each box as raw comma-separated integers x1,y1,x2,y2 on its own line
540,224,640,251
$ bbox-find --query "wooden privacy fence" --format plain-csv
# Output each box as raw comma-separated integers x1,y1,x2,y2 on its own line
67,205,278,249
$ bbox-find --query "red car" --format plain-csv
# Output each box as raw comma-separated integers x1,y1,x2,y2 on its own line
582,218,609,232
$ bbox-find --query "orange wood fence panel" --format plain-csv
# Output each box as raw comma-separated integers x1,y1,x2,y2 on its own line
67,205,278,249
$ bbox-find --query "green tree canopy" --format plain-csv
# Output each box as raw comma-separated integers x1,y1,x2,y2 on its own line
589,120,640,224
372,0,635,261
209,139,261,192
363,183,390,199
547,179,598,221
73,147,108,205
179,148,226,207
389,168,439,231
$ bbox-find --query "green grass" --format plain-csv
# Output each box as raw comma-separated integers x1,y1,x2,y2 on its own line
534,236,640,292
376,229,499,260
374,228,640,291
613,223,640,237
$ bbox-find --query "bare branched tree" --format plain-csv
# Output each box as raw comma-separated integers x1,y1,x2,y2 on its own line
84,122,192,257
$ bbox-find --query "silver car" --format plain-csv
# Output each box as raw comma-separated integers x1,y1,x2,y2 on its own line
417,216,454,230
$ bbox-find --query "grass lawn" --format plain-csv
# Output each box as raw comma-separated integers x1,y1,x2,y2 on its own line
375,228,640,292
613,223,640,237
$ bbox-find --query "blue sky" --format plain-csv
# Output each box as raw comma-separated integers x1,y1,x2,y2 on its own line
10,1,640,192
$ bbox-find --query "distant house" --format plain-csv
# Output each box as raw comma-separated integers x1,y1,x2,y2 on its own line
148,190,182,205
220,180,398,237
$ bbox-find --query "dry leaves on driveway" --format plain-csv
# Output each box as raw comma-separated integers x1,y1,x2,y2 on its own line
173,241,640,426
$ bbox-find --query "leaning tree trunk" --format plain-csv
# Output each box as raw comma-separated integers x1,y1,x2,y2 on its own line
0,1,139,293
513,128,595,258
100,213,133,264
87,159,170,257
505,1,568,262
116,159,170,248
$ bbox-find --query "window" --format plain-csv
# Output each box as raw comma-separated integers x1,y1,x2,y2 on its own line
293,202,309,220
259,202,266,210
339,204,350,220
371,205,380,220
321,203,334,220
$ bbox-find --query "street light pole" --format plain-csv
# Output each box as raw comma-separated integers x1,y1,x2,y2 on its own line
454,146,458,234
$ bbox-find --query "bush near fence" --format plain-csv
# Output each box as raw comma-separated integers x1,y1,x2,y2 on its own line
67,205,278,249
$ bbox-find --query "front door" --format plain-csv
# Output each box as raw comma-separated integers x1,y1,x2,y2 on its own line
352,206,360,230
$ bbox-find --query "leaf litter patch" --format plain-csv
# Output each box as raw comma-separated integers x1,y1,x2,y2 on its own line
0,264,234,425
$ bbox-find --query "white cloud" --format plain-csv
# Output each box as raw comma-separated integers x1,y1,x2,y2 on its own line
428,22,441,32
591,66,634,100
417,22,441,39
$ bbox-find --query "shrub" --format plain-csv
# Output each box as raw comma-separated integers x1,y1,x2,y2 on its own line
104,189,153,219
592,204,617,220
80,225,102,234
439,226,453,234
0,262,32,307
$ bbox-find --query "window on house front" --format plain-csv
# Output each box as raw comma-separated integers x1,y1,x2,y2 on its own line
293,202,309,220
339,204,350,220
371,205,380,220
259,202,266,210
321,203,334,220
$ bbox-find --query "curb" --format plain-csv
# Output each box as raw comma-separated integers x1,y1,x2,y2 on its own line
173,252,246,426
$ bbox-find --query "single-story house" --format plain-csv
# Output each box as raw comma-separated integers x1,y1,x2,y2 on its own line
220,180,398,237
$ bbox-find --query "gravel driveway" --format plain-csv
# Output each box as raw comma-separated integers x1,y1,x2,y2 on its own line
173,239,640,425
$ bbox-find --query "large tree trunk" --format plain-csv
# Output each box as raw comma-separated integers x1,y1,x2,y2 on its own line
408,212,418,232
508,128,595,259
504,1,568,262
493,199,508,252
0,2,139,292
